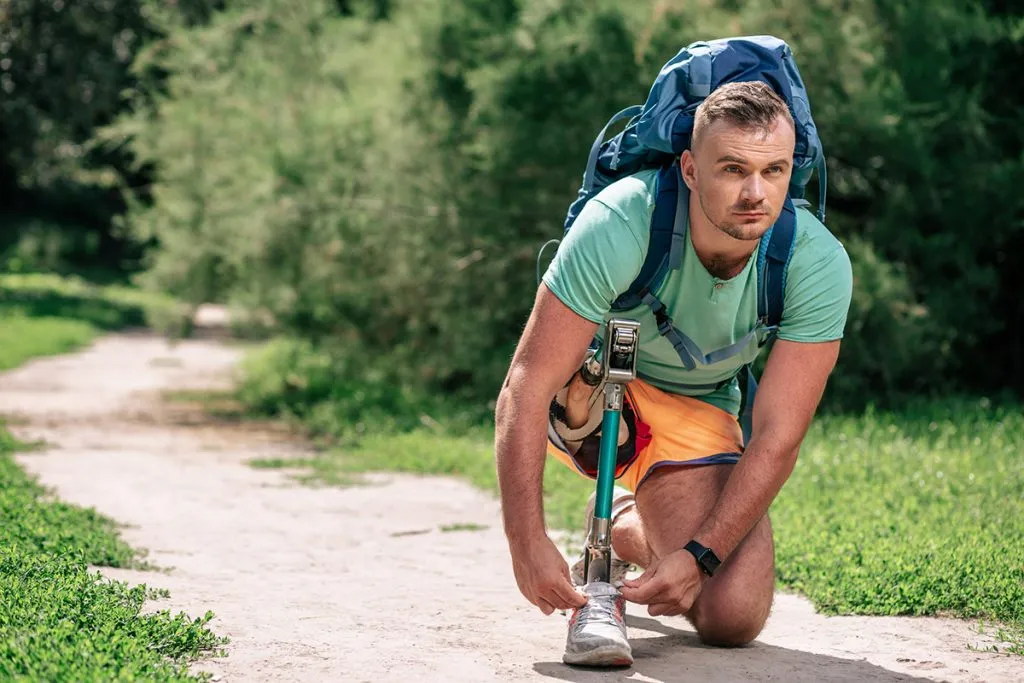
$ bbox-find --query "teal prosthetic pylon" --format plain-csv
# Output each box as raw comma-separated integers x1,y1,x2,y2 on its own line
582,318,640,585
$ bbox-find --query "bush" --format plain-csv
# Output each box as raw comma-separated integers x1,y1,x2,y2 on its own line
111,0,1024,408
237,338,493,440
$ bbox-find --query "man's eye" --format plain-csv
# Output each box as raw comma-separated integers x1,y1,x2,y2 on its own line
766,165,784,174
724,166,742,173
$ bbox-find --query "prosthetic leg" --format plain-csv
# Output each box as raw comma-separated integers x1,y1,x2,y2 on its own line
581,318,640,585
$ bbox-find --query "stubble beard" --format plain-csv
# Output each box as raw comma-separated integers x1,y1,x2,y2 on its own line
695,190,772,279
697,190,773,242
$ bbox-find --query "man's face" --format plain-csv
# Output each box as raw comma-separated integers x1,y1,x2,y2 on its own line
681,115,796,241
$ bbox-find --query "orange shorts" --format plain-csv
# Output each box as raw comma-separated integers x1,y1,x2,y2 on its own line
547,377,743,493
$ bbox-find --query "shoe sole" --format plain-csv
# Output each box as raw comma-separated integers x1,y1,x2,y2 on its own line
562,645,633,668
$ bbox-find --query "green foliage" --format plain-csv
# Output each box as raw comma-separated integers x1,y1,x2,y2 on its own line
0,429,224,680
0,0,147,192
0,0,223,279
110,0,1024,408
236,338,492,439
823,235,941,408
109,1,372,319
0,217,114,283
785,0,1024,393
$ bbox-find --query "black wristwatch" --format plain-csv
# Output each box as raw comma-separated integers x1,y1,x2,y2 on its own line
683,540,721,577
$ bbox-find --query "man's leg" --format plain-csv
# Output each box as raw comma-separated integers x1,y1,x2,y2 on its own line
611,463,774,646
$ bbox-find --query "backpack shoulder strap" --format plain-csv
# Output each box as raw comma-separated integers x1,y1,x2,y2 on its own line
611,163,684,311
755,197,798,337
565,105,645,231
739,199,800,445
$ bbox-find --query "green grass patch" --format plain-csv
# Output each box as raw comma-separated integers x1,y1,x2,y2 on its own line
0,426,225,680
0,273,191,337
439,523,490,533
0,314,99,371
235,338,493,439
772,398,1024,653
0,273,194,371
247,457,314,470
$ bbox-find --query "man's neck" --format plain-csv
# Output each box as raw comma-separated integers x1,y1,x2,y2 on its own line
689,201,758,281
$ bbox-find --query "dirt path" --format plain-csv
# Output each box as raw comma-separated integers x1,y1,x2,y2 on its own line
1,328,1020,682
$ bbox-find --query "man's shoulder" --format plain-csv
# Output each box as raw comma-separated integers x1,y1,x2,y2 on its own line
589,168,659,226
776,206,854,342
789,207,849,273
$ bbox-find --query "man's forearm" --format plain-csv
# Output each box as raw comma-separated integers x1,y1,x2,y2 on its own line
494,377,552,545
693,432,798,560
694,339,838,562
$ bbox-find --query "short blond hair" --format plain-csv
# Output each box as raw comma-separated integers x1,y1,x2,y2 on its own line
691,81,794,149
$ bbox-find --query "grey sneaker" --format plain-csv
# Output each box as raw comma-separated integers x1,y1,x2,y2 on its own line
563,581,632,667
570,487,635,586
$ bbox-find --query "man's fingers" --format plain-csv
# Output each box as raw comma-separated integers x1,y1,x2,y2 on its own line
620,574,665,604
552,580,587,609
621,568,654,589
647,602,668,617
537,597,556,615
646,598,686,617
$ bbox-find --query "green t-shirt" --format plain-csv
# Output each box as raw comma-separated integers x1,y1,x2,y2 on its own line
543,168,853,415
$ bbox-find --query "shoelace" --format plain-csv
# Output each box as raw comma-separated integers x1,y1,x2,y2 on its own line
572,594,621,634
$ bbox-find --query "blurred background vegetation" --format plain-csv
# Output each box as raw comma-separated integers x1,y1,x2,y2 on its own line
2,0,1022,414
4,1,1023,653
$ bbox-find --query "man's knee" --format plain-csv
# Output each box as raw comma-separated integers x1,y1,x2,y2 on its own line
689,590,771,647
694,616,766,647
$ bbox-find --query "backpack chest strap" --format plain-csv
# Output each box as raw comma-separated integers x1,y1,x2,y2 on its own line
640,291,769,371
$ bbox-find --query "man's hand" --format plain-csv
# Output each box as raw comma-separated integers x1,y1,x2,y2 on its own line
495,285,598,615
619,550,704,617
509,535,587,615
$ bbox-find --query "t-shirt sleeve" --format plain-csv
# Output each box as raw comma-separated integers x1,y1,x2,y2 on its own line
541,199,646,324
776,244,853,343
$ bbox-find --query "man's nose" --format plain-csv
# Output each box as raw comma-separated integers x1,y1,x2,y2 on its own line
740,174,767,203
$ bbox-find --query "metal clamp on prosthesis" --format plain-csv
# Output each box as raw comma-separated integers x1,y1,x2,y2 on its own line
582,318,640,585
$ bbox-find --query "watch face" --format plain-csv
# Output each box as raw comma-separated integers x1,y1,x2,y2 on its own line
684,540,721,576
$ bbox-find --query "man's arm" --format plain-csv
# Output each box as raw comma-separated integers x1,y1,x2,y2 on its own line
495,283,598,543
691,338,841,560
494,284,599,613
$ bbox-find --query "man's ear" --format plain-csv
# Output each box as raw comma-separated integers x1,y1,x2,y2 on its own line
679,150,698,192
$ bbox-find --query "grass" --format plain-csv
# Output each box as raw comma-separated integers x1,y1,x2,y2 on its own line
772,398,1024,654
0,273,192,371
0,273,192,340
0,315,98,371
0,426,225,681
440,523,490,533
0,273,223,679
231,340,1024,653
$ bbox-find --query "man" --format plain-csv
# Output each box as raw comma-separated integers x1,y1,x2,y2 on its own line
494,81,852,666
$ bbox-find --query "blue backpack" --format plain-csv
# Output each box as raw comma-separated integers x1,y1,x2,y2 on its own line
554,35,828,443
